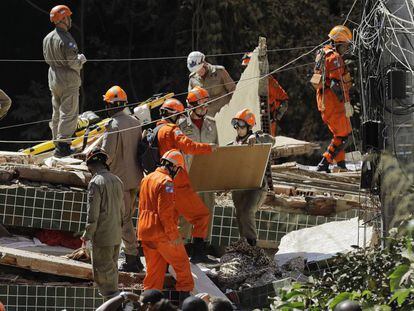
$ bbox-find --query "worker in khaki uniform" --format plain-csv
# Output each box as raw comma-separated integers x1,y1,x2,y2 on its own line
178,86,218,241
138,149,194,298
312,25,354,172
187,51,236,117
43,5,87,157
156,98,217,263
230,109,275,246
81,148,123,301
101,86,144,272
0,90,12,120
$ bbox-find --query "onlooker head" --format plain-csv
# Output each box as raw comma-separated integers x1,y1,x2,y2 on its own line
152,298,178,311
140,290,164,310
208,297,233,311
181,296,208,311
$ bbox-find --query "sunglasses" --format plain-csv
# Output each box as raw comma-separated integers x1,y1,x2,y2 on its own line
231,119,247,129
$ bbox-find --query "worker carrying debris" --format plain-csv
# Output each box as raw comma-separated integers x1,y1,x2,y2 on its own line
82,147,124,301
242,52,289,137
155,98,217,263
43,5,87,157
0,89,12,120
229,109,275,246
138,149,194,297
101,86,144,273
187,51,236,117
311,25,354,172
179,86,218,241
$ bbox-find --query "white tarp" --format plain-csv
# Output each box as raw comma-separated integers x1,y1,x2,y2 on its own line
275,217,373,266
215,48,261,145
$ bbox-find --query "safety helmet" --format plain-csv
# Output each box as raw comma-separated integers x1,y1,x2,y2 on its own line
160,98,185,115
86,147,108,166
231,108,256,128
187,51,205,73
241,52,253,66
50,5,72,23
328,25,352,43
186,86,209,106
161,149,185,169
103,86,128,104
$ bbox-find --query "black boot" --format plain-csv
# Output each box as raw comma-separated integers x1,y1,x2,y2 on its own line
336,161,347,170
119,254,143,273
178,291,190,307
316,157,330,173
54,142,73,158
190,238,217,264
246,238,257,246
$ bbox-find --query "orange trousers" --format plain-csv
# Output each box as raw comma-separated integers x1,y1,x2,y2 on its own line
271,121,277,137
142,240,194,291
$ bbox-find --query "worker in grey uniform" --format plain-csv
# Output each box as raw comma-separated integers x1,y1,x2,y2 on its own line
187,51,236,117
101,86,144,272
0,90,12,120
81,147,123,301
179,86,218,241
43,5,87,157
230,108,275,247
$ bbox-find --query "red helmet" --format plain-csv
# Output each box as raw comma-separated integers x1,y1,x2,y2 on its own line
103,86,128,104
161,149,185,169
231,108,256,128
50,5,72,23
160,98,185,114
186,86,209,106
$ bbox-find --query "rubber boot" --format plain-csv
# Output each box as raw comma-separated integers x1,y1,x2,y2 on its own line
336,161,347,170
190,238,217,264
178,291,190,307
246,238,257,247
54,142,73,158
316,157,330,173
119,254,143,273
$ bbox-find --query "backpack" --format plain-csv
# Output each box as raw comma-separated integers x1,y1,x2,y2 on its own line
138,124,165,174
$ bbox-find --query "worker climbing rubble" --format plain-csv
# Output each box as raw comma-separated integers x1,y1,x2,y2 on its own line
101,86,144,273
155,98,217,263
82,147,123,301
229,108,275,246
178,86,218,241
311,25,354,172
43,5,87,157
242,52,289,136
138,149,194,300
187,51,236,117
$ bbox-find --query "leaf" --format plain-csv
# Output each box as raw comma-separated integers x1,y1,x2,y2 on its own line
278,301,306,309
328,292,352,309
389,289,411,306
285,290,306,300
389,264,410,291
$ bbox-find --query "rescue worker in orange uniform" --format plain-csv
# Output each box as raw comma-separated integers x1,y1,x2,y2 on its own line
138,149,194,298
242,52,289,136
312,25,354,172
156,98,217,263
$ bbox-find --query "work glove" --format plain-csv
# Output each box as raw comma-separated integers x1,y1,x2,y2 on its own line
77,53,87,64
345,102,354,117
247,134,257,146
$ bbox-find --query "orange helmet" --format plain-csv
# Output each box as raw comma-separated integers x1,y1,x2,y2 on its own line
231,108,256,128
328,25,352,43
186,86,209,106
103,86,128,104
50,5,72,23
160,98,185,114
161,149,185,169
241,52,252,66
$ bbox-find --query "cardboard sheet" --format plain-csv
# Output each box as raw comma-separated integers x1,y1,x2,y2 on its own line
189,144,271,191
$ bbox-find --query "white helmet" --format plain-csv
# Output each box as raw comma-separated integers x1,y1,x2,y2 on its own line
187,51,205,73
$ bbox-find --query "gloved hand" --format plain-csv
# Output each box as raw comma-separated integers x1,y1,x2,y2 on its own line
247,134,257,146
77,53,87,64
209,143,218,152
345,102,354,117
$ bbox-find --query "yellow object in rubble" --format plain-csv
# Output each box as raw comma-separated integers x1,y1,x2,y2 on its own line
21,92,174,156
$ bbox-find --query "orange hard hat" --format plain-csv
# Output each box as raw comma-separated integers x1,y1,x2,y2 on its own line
50,5,72,23
328,25,352,43
232,108,256,128
186,86,209,105
241,52,253,66
103,86,128,104
160,98,185,114
161,149,185,169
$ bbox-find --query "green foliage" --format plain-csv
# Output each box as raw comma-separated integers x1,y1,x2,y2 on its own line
271,235,414,310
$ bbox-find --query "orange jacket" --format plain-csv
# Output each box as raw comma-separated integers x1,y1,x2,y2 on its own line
268,76,288,113
138,167,179,242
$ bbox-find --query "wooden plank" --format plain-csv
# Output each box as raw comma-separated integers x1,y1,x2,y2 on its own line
189,145,271,192
272,136,320,158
